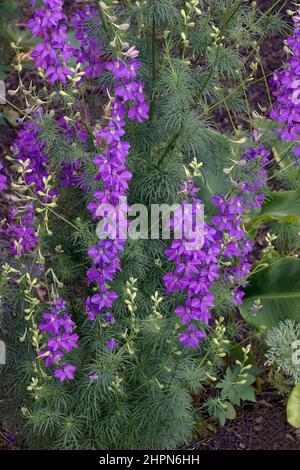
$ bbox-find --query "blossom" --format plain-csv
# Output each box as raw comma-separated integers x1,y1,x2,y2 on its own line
54,364,77,382
128,102,149,122
89,372,100,383
28,0,73,84
86,55,149,328
38,297,78,380
236,146,270,209
179,325,205,348
107,338,116,350
7,121,56,255
211,193,253,305
164,146,268,347
71,5,105,79
271,11,300,158
163,197,222,345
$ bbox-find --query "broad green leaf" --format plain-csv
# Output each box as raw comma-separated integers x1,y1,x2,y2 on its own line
224,402,236,420
216,367,256,406
240,257,300,330
287,382,300,428
260,188,300,224
247,188,300,232
2,106,20,127
195,162,230,211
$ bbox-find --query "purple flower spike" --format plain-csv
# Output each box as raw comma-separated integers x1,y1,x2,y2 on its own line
54,364,77,382
107,338,116,351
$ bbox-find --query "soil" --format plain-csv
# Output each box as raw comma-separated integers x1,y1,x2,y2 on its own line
191,390,300,450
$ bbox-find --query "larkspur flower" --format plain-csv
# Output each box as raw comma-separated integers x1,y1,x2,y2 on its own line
71,5,106,79
54,363,77,382
163,192,222,345
38,296,78,380
271,10,300,158
179,325,205,349
107,338,116,350
164,145,268,347
211,194,253,306
28,0,73,84
7,121,56,255
235,146,270,209
86,55,149,329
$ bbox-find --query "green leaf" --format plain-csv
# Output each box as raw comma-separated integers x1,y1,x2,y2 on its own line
240,257,300,330
2,106,20,127
224,402,236,420
260,189,300,224
238,384,256,403
287,382,300,428
195,162,230,211
216,367,256,406
247,188,300,234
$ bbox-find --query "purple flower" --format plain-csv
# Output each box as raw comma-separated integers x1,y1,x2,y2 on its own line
107,338,116,350
54,364,77,382
179,325,205,348
38,297,78,380
7,121,56,255
163,146,266,347
84,54,148,351
46,64,71,83
28,0,73,84
271,12,300,158
89,372,100,383
128,102,149,122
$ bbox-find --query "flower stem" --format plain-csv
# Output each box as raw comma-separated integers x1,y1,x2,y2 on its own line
152,16,156,82
96,0,109,33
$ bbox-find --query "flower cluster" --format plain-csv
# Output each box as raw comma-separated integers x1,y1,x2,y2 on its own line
8,121,56,255
28,0,73,83
86,56,149,327
236,145,270,210
270,10,300,157
56,116,88,189
38,296,78,381
163,179,221,348
164,144,269,348
211,194,253,307
71,5,106,79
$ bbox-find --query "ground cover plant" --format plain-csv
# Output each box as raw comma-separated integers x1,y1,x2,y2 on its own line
1,0,300,451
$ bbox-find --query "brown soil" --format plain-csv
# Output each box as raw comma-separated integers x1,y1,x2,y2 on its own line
191,390,300,450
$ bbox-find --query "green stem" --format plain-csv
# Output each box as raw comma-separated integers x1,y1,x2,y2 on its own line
96,0,109,33
157,125,182,167
48,208,79,230
257,49,273,111
219,87,237,132
152,16,157,82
